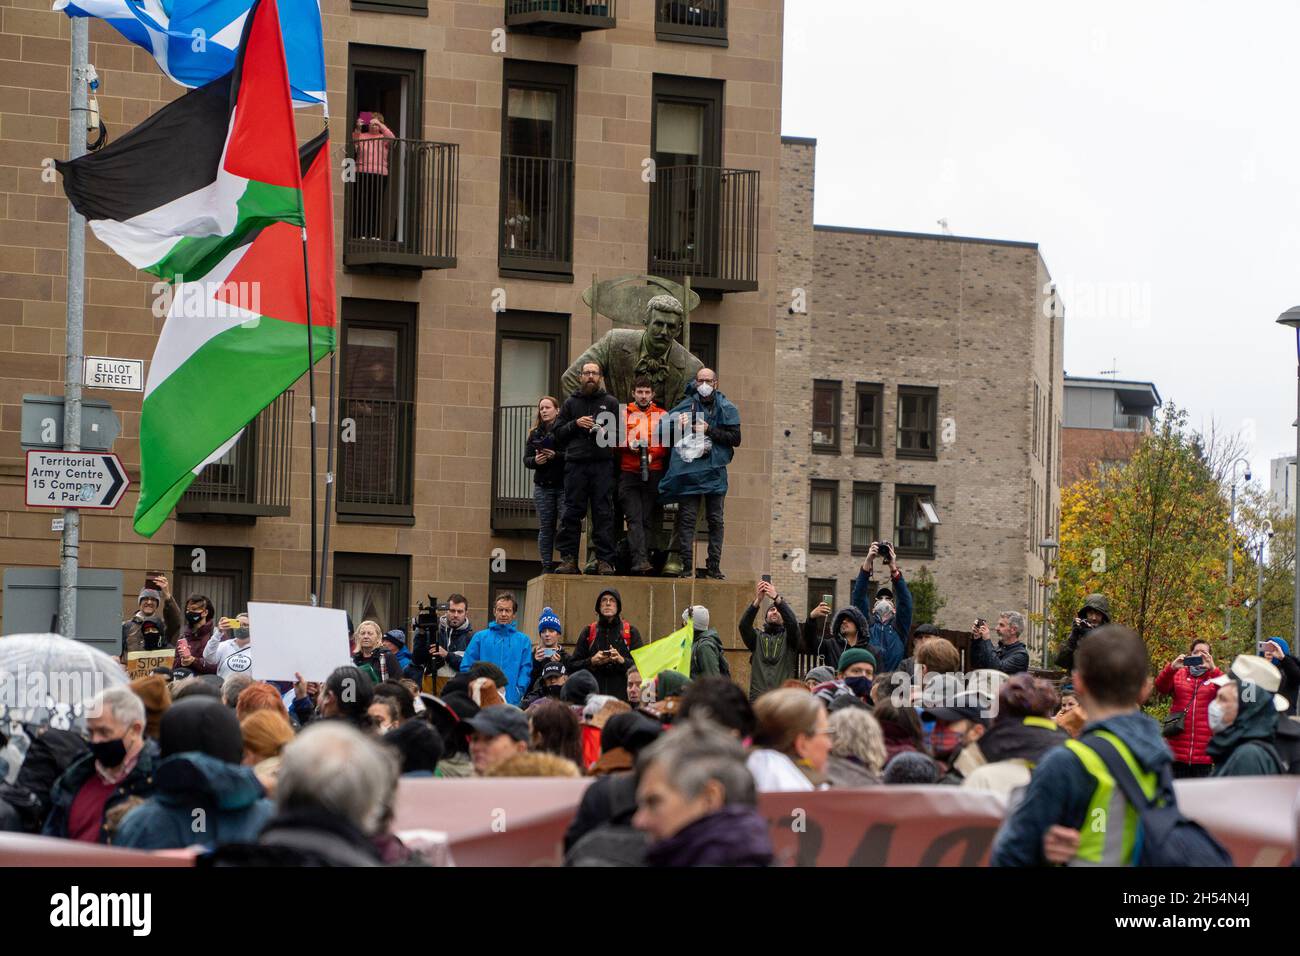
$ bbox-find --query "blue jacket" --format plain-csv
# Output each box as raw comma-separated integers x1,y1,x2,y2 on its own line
114,752,274,850
990,710,1173,867
657,384,742,502
459,620,534,706
850,568,911,672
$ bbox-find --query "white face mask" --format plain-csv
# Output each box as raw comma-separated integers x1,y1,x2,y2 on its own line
873,600,894,620
1207,700,1229,734
696,382,714,398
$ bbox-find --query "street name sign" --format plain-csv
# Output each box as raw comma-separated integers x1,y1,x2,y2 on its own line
83,357,144,392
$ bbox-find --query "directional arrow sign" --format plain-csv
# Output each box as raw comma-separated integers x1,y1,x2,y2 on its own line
25,450,130,510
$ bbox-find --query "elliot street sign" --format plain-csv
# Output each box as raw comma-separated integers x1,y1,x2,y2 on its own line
25,450,129,510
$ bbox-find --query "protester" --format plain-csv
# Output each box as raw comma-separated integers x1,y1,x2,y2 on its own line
350,620,401,685
660,368,741,579
847,543,914,672
526,395,567,573
627,667,644,705
924,690,993,784
123,576,182,653
882,752,939,784
240,709,294,794
529,698,583,767
873,697,927,762
307,665,376,732
1260,637,1300,718
633,719,773,866
459,593,534,706
523,607,571,702
617,377,670,574
685,605,729,679
43,687,158,843
561,670,600,711
412,594,475,678
487,752,582,777
1055,692,1086,738
203,613,253,680
991,624,1177,867
962,675,1068,794
115,696,273,850
825,707,887,787
373,681,416,727
678,676,756,739
426,693,478,778
381,629,415,679
809,647,877,711
522,661,569,710
569,588,644,700
128,674,170,740
466,706,531,776
806,602,873,673
564,713,663,864
1154,639,1223,778
173,594,217,674
1207,655,1288,777
553,360,621,575
747,688,832,791
0,723,87,834
368,696,401,734
221,674,254,710
172,677,223,702
384,719,444,777
1053,593,1110,672
804,665,836,690
738,580,804,700
970,612,1031,675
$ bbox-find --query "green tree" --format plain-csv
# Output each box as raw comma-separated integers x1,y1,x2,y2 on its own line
909,565,947,626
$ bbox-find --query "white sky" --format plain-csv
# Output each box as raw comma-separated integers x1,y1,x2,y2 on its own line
782,0,1300,489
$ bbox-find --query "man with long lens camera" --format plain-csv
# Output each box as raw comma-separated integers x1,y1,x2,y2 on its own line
1053,593,1110,672
412,594,475,685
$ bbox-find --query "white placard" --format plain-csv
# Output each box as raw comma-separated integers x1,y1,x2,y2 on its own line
83,356,144,392
247,602,353,683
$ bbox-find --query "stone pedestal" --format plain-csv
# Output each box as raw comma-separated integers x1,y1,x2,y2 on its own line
524,574,762,690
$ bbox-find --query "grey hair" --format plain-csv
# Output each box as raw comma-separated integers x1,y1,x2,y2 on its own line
646,293,684,318
222,674,255,708
829,707,887,773
92,685,145,729
637,716,756,806
276,721,399,835
1001,611,1026,637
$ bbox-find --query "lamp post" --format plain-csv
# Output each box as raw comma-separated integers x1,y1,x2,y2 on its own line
1257,519,1274,647
1039,538,1058,668
1226,457,1251,634
1277,306,1300,648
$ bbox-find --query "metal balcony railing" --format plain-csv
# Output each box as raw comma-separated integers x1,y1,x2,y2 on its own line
178,390,294,519
499,154,573,275
649,164,758,293
656,0,726,43
1113,413,1147,431
493,404,538,532
344,138,458,272
337,397,415,516
505,0,616,37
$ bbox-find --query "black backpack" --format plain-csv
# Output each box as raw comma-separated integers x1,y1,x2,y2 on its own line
1082,733,1233,867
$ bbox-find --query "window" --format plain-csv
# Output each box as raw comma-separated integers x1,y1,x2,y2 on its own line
353,0,425,15
807,578,836,620
490,558,542,621
854,383,882,455
333,553,410,636
809,480,838,554
493,311,568,531
688,322,719,376
173,546,252,620
897,386,938,459
1032,381,1040,461
656,0,727,45
851,483,879,555
337,299,417,521
500,60,575,278
812,380,840,453
895,485,937,558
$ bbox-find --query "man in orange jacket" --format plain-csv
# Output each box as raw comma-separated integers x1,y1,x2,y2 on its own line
619,377,668,575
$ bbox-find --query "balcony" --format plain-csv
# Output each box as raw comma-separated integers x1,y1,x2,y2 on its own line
499,154,573,278
656,0,726,45
1113,413,1148,432
505,0,616,38
493,404,537,532
649,164,758,294
177,390,294,521
337,397,415,519
343,138,458,274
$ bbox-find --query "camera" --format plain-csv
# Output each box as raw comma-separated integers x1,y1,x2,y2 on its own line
876,541,894,564
414,595,439,631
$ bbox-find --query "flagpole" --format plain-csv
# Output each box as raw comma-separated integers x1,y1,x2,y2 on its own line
318,349,337,604
300,229,319,606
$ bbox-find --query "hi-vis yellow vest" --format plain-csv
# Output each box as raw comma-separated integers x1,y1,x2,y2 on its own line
1063,730,1159,866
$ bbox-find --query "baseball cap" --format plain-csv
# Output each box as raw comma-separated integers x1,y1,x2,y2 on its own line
922,689,993,725
463,706,530,742
541,661,566,680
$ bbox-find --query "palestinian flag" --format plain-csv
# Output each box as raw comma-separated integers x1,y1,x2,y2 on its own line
133,130,336,537
57,0,302,282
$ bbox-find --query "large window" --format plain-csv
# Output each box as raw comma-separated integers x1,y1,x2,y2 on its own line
854,382,882,456
851,483,879,555
656,0,727,45
812,380,840,454
333,552,410,636
173,546,252,620
493,312,568,532
895,485,937,558
809,479,838,554
897,386,938,459
499,60,575,278
688,322,719,377
337,299,417,522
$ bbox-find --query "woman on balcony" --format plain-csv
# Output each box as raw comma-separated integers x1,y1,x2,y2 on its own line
352,111,395,241
525,396,565,574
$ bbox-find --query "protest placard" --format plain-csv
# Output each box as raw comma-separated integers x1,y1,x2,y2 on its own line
247,602,352,683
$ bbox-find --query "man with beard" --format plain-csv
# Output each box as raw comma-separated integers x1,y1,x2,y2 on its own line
619,377,669,574
738,580,804,701
553,361,621,576
123,577,182,655
412,594,475,680
570,588,644,700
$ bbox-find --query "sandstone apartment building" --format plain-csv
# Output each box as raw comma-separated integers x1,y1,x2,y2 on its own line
771,136,1065,664
0,0,784,632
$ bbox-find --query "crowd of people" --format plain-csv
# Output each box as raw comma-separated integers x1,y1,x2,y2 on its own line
3,548,1298,867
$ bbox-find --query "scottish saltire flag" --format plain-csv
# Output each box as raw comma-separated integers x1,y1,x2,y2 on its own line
53,0,326,108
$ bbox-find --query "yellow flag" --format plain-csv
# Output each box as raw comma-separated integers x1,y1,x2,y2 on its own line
631,622,693,682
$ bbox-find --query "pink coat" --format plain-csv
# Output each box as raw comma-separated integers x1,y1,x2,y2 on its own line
353,122,394,175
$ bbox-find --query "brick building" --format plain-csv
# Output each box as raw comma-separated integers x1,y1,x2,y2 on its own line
1060,375,1161,486
771,136,1064,662
0,0,783,632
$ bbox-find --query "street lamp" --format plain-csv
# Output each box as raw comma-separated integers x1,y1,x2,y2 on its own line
1277,305,1300,647
1226,457,1251,634
1039,538,1058,668
1257,519,1274,646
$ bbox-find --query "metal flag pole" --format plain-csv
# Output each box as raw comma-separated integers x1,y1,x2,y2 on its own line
318,348,338,605
300,226,319,605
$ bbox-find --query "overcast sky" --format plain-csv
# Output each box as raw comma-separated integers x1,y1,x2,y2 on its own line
782,0,1300,489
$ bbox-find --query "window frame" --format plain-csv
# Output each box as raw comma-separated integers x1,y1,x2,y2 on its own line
808,479,839,555
850,481,880,556
655,0,728,46
172,546,253,618
687,322,719,377
332,552,411,636
351,0,427,16
894,484,937,559
853,381,883,456
896,385,939,461
806,577,837,621
811,379,841,455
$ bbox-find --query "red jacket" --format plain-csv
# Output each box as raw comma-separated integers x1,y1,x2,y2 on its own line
1155,662,1223,766
620,403,668,474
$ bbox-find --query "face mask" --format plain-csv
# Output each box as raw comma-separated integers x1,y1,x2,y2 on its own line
873,600,894,620
845,676,874,699
928,728,962,761
1207,700,1228,734
1189,665,1208,678
695,382,714,398
90,736,128,768
185,611,203,625
544,684,563,698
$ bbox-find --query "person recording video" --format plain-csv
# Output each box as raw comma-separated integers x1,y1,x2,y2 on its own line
1053,594,1110,672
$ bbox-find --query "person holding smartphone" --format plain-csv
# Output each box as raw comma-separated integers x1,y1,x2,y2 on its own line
525,396,566,574
738,579,805,701
523,607,572,702
122,574,182,656
1153,638,1222,778
1259,637,1300,717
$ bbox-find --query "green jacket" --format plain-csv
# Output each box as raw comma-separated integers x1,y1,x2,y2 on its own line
690,628,727,679
738,599,803,701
